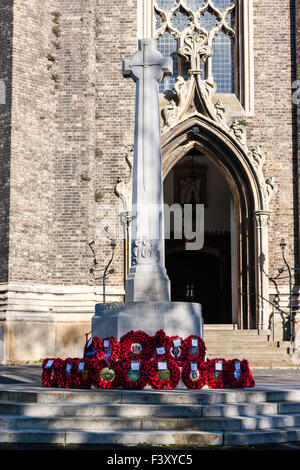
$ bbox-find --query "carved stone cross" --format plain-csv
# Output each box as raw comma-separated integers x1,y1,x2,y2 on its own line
122,39,173,302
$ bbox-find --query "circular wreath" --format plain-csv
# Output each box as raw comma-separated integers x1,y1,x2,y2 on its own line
205,358,226,389
169,335,185,366
152,329,172,360
224,359,255,389
100,336,120,365
149,358,180,390
69,358,98,389
117,359,150,390
181,360,207,389
120,330,154,361
93,359,121,390
41,358,64,388
83,336,105,361
181,335,206,362
55,358,77,388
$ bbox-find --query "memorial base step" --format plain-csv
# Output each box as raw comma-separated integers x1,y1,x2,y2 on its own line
2,388,300,447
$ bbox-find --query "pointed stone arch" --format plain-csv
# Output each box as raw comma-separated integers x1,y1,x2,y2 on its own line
161,114,274,330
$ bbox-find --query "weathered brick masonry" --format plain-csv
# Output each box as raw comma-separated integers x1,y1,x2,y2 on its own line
0,0,13,284
0,0,299,361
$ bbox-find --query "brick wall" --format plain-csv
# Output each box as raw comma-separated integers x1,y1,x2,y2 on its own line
245,0,297,285
0,1,13,283
1,0,298,292
6,0,137,289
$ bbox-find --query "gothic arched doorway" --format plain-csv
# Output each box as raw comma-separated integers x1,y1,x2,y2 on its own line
161,115,269,330
164,151,234,324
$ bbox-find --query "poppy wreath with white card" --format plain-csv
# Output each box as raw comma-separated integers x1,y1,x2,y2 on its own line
83,336,105,361
117,359,150,390
41,358,64,387
151,329,172,360
93,357,121,390
205,358,226,389
169,335,184,366
181,335,206,362
224,359,255,388
70,358,98,389
100,336,120,365
55,358,77,388
119,330,154,361
181,360,207,389
148,358,181,390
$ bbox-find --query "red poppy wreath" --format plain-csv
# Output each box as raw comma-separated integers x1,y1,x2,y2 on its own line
117,359,150,390
120,330,154,361
83,336,105,361
151,329,172,360
181,335,206,362
69,358,98,389
55,358,77,388
169,335,185,366
181,360,207,389
100,336,120,365
205,358,226,389
149,358,181,390
224,359,255,389
42,358,64,388
93,358,121,390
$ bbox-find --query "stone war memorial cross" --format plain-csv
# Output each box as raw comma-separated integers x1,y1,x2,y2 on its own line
92,39,203,339
122,38,172,303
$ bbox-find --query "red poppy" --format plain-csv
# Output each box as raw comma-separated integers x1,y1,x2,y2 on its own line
151,329,172,360
117,359,149,390
93,359,121,390
68,358,99,389
55,358,77,388
224,359,255,388
169,335,185,366
41,358,64,387
181,335,206,362
100,336,120,365
181,360,207,389
120,330,154,361
83,336,105,361
205,358,226,389
149,358,180,390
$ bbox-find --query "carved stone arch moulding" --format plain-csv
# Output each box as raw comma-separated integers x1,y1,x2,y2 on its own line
161,115,275,330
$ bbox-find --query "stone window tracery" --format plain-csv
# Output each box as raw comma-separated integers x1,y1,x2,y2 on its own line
154,0,236,95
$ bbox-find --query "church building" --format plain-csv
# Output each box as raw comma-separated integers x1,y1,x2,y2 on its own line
0,0,299,364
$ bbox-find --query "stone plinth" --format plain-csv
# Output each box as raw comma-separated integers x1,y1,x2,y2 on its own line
92,302,203,340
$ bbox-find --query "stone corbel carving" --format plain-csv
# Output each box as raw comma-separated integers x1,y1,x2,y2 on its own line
229,120,248,148
248,146,266,171
263,176,278,208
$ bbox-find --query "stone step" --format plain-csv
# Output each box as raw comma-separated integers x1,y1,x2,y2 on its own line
2,412,300,433
224,427,300,447
1,426,300,447
0,429,224,446
0,415,242,432
2,388,300,405
203,328,270,336
0,400,285,418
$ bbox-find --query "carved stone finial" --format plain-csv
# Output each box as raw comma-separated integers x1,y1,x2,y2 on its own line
178,33,212,75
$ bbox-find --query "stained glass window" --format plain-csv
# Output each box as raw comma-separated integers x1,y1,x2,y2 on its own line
155,0,236,95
